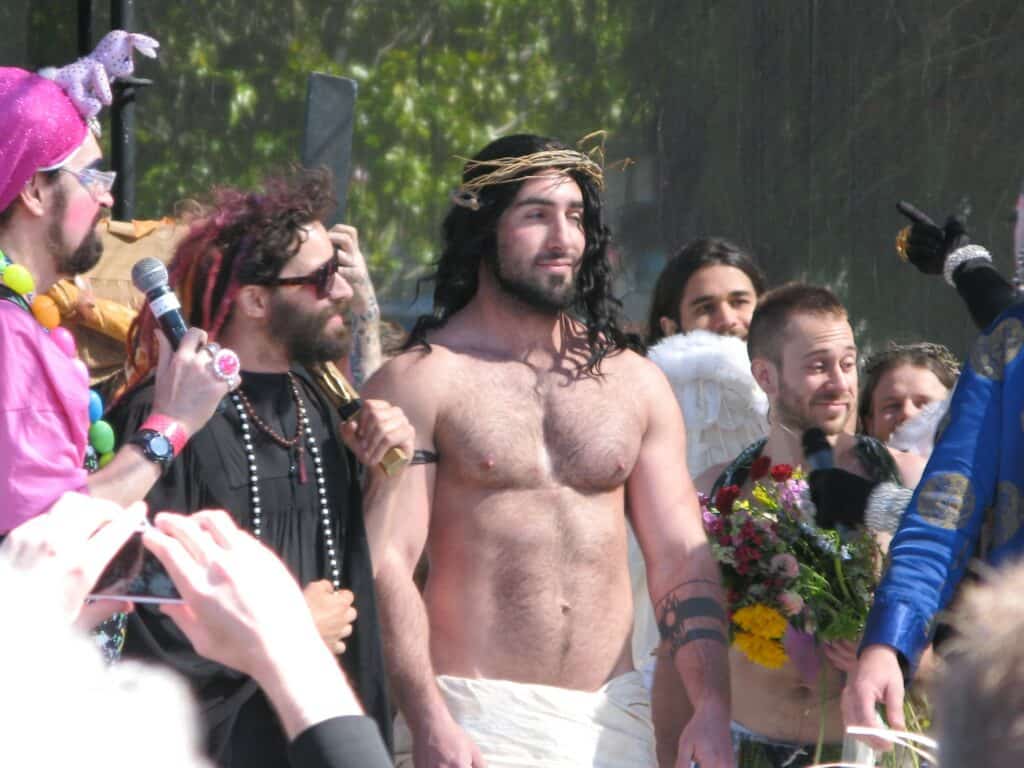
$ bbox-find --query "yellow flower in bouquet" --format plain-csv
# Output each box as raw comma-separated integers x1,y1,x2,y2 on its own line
732,603,788,639
733,631,788,669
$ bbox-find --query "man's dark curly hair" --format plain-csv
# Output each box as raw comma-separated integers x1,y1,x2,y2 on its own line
125,166,335,386
405,134,643,375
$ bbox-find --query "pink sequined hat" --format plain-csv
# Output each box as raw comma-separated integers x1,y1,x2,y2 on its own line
0,68,87,212
0,31,159,212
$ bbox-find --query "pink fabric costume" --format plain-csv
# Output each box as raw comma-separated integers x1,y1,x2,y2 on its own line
0,302,90,530
0,31,158,529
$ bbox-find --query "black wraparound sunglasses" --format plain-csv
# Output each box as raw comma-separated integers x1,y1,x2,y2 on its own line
264,248,341,299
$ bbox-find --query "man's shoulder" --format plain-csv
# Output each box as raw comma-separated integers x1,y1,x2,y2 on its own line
605,347,667,386
362,343,455,408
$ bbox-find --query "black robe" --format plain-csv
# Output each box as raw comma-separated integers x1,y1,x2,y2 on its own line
107,366,391,767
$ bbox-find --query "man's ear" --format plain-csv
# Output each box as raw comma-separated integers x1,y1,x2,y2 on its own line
17,174,49,218
658,316,679,337
750,356,779,398
236,285,271,320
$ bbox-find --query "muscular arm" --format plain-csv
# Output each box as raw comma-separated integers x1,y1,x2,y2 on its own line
361,355,465,746
628,362,731,765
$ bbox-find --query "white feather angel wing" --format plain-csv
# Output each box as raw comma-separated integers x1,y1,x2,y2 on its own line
648,330,769,478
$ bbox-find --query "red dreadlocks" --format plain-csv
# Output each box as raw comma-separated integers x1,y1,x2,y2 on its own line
123,167,336,393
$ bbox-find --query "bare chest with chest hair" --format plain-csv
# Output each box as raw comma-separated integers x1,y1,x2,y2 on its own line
435,360,645,493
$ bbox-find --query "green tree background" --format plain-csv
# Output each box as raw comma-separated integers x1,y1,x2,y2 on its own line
6,0,1024,355
136,1,641,299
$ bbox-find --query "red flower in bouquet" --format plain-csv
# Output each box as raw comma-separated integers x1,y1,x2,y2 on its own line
715,484,741,514
750,455,772,481
770,463,794,482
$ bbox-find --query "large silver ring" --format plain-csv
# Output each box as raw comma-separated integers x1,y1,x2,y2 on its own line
208,347,241,384
199,342,221,360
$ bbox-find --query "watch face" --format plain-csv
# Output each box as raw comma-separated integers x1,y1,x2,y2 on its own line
149,433,173,460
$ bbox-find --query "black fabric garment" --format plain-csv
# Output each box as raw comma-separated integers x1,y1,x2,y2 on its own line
953,258,1020,331
710,435,902,506
288,716,391,768
107,366,391,767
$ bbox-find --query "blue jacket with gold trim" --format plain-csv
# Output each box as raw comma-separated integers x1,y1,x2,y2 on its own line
862,302,1024,670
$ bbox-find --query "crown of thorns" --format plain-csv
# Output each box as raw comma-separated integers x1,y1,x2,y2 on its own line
862,341,961,377
450,147,606,211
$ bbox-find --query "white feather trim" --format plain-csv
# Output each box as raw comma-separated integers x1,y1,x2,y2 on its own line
648,331,769,477
887,396,950,459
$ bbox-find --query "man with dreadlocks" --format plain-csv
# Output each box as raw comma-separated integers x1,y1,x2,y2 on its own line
362,134,732,768
106,168,414,768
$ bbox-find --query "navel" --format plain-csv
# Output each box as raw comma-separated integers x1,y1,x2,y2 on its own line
560,602,571,615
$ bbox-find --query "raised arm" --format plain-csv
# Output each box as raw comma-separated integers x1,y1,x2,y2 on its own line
361,353,485,768
627,360,732,768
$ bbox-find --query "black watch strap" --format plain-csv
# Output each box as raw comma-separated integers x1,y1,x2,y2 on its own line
128,428,176,472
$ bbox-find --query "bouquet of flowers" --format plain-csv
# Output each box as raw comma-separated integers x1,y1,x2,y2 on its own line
702,456,881,670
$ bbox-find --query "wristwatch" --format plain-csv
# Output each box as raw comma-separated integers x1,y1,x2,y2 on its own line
129,428,176,472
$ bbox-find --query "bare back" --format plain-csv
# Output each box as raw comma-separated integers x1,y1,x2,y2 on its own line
407,325,649,691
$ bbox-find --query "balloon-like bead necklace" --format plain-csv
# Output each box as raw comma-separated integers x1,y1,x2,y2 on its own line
0,249,116,471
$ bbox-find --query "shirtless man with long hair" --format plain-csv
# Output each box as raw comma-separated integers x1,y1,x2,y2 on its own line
364,134,732,768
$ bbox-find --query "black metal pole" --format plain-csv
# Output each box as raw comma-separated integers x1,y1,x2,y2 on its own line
110,0,135,220
77,0,93,56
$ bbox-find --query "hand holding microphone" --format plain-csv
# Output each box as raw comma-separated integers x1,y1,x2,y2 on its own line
132,257,237,436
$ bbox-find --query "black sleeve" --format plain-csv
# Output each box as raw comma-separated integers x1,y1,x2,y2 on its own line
287,716,392,768
954,258,1018,330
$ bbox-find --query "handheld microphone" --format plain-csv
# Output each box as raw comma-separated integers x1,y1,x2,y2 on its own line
801,427,834,471
131,257,188,349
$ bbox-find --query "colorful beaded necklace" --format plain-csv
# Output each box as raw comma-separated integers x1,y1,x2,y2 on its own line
0,248,116,471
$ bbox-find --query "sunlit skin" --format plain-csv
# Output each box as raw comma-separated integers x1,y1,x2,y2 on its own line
221,221,354,373
769,313,859,439
864,363,951,443
487,171,586,314
649,312,923,753
364,170,735,768
49,133,113,275
659,264,757,339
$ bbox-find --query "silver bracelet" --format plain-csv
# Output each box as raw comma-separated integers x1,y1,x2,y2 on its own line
944,244,992,287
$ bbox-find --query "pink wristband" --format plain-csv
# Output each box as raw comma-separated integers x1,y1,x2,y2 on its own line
140,413,189,456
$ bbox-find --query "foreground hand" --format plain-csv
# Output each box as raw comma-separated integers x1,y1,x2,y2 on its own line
413,713,487,768
677,702,733,768
329,224,376,315
824,638,860,674
303,579,357,655
339,398,414,473
0,492,142,627
841,644,906,751
896,201,969,275
143,510,321,679
152,327,233,436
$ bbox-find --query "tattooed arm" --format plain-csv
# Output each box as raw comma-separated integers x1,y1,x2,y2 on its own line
628,359,732,768
329,224,383,386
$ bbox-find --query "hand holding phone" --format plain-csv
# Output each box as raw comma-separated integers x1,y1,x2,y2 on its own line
0,492,147,625
90,525,182,604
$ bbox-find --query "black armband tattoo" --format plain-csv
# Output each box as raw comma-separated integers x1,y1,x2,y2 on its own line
656,584,728,656
411,449,440,465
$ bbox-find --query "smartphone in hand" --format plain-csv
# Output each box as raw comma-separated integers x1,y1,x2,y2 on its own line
90,527,182,604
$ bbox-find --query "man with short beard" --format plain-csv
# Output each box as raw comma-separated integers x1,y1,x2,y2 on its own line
656,283,924,768
363,134,733,768
106,169,414,768
0,40,229,530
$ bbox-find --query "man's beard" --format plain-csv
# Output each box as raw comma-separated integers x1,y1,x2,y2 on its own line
775,385,849,436
487,250,577,315
268,292,351,366
46,186,104,276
